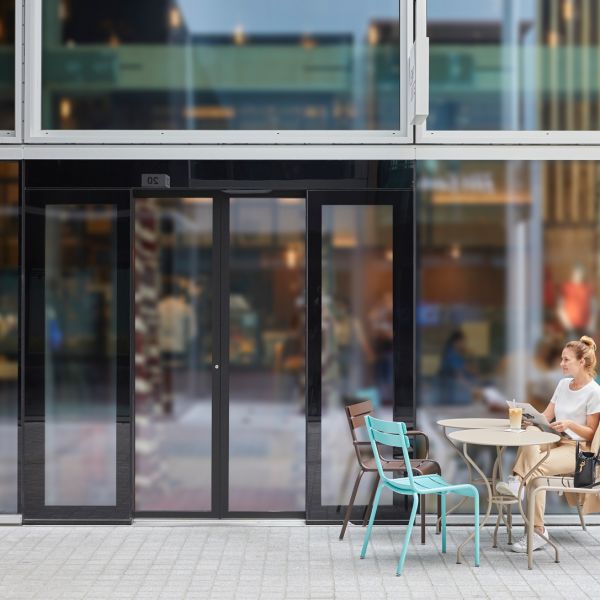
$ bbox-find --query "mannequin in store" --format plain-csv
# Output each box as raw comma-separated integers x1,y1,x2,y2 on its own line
557,263,596,338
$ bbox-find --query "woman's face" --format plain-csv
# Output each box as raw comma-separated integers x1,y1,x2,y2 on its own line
560,348,584,378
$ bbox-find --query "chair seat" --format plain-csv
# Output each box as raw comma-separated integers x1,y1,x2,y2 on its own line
362,457,440,475
387,473,476,497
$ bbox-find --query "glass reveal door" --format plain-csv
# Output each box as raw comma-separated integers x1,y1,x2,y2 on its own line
134,192,306,517
23,191,131,523
306,190,414,522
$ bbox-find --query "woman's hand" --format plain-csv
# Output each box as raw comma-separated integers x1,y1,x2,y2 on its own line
550,420,571,433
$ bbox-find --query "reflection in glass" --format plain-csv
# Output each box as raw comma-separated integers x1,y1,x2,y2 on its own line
0,162,18,512
321,205,393,506
45,205,117,505
135,197,213,512
0,0,15,130
416,159,600,515
429,0,600,131
41,0,400,130
228,197,305,511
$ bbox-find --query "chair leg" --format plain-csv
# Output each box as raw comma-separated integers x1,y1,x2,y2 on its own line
436,494,441,534
473,493,480,567
362,474,379,526
420,492,426,544
441,494,446,554
360,483,384,559
576,503,587,531
396,493,419,576
339,469,364,541
492,506,502,548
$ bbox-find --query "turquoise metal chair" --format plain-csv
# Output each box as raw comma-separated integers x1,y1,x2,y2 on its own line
360,415,480,575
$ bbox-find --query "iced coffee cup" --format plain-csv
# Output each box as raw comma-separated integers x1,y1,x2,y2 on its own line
508,406,523,431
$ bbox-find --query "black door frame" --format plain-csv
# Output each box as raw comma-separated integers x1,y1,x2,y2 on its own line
22,189,132,524
305,189,415,524
21,185,414,523
132,189,306,519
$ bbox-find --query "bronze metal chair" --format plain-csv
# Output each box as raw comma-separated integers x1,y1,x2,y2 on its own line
339,399,441,543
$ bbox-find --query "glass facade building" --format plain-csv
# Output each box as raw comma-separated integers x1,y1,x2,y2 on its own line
1,1,599,524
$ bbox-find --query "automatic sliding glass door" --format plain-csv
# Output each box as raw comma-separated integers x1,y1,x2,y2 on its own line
134,192,306,517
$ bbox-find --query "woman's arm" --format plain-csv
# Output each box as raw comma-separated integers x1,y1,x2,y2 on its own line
542,403,555,422
551,412,600,442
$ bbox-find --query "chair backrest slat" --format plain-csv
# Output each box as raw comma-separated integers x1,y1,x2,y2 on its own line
346,400,372,418
365,415,415,489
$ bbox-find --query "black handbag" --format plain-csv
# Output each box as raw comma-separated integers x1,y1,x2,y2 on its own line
574,442,600,488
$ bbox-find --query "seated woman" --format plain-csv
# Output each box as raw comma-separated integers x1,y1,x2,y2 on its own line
496,336,600,552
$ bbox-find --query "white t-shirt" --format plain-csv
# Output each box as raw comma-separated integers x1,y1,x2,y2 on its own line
550,377,600,440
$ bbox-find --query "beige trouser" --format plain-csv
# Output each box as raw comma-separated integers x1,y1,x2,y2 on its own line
513,426,587,528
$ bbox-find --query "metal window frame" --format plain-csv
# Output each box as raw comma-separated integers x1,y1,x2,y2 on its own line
0,0,23,143
416,0,600,145
24,0,412,144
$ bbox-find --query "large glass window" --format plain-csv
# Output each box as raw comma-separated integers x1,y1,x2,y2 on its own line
0,0,15,131
428,0,600,131
41,1,401,131
0,162,18,513
417,159,600,515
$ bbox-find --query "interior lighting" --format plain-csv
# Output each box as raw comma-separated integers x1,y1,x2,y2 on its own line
169,7,182,29
562,0,574,21
233,25,246,46
301,36,316,49
368,24,379,46
284,246,299,269
450,244,461,260
182,197,213,204
183,106,235,119
385,249,393,262
58,1,68,20
547,31,559,47
59,98,72,120
277,198,303,206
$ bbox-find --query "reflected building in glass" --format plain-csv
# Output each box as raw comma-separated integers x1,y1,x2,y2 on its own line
41,0,400,131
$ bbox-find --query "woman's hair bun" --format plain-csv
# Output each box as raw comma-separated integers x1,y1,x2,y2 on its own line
580,335,597,352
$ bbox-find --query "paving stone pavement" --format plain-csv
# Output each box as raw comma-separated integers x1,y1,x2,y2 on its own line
0,524,599,599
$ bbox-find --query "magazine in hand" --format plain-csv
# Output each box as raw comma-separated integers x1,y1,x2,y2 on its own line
506,402,572,438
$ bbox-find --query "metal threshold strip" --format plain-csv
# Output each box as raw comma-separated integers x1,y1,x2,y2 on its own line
133,519,307,527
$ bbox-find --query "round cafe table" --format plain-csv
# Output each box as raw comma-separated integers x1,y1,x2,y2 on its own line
436,418,509,526
448,427,560,564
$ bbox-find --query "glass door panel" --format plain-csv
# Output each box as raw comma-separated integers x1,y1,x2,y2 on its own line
306,190,413,522
134,197,214,513
24,191,131,522
320,204,394,508
227,196,306,513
